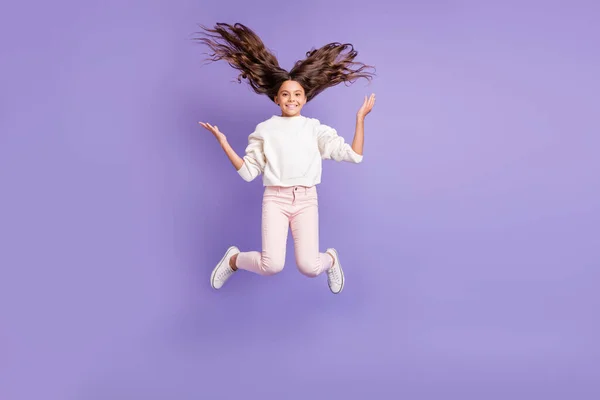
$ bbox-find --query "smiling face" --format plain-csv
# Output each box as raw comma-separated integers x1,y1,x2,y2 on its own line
274,80,307,117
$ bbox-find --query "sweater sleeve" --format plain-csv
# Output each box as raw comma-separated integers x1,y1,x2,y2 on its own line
316,122,363,163
237,128,266,182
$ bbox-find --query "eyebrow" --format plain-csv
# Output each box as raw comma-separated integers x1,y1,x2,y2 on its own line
281,90,303,93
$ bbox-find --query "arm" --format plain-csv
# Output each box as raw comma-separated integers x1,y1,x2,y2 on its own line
316,123,363,163
199,122,242,170
316,94,375,163
219,139,244,170
199,121,264,182
352,116,364,155
352,93,376,156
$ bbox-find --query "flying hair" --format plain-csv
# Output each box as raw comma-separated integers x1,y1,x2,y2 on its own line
193,22,375,102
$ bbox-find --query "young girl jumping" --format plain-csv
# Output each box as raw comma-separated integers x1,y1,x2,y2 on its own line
196,23,376,294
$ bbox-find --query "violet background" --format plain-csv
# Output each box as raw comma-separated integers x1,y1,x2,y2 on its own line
1,0,599,399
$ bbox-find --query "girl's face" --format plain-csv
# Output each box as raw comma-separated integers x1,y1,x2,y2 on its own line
274,80,307,117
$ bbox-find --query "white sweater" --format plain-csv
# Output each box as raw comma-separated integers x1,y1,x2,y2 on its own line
236,115,363,187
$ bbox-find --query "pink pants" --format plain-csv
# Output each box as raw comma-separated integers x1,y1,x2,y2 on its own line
235,185,333,276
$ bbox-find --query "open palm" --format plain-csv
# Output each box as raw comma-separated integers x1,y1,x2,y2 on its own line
199,121,226,143
357,93,376,119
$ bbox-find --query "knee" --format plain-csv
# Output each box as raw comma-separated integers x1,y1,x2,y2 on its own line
296,257,320,278
260,256,284,276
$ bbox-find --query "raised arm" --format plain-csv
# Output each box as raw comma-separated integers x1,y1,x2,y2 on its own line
220,138,244,170
352,93,376,155
199,121,264,182
199,122,243,169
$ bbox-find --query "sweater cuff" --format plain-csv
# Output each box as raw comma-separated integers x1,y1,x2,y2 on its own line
348,147,364,163
237,162,254,182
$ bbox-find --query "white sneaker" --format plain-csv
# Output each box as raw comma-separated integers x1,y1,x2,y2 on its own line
210,246,240,289
326,248,344,294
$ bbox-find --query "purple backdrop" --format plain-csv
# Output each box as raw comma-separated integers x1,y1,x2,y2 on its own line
2,0,599,399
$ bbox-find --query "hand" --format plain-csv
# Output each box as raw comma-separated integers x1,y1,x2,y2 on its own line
357,93,376,120
199,121,227,144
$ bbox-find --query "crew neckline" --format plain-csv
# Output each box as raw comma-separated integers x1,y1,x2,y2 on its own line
272,114,305,120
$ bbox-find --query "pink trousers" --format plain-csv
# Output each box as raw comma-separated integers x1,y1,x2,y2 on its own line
235,185,333,276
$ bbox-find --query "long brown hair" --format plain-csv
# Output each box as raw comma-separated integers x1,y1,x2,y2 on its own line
194,22,375,102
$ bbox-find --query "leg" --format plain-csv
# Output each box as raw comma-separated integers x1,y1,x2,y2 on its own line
235,194,288,276
290,195,333,278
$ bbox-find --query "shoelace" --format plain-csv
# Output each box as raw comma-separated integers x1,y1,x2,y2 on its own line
327,266,340,283
217,266,234,281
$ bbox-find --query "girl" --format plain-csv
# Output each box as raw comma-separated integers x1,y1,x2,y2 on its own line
196,23,376,294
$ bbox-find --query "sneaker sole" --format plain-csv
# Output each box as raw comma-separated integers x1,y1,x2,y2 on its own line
328,248,344,294
210,246,238,289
